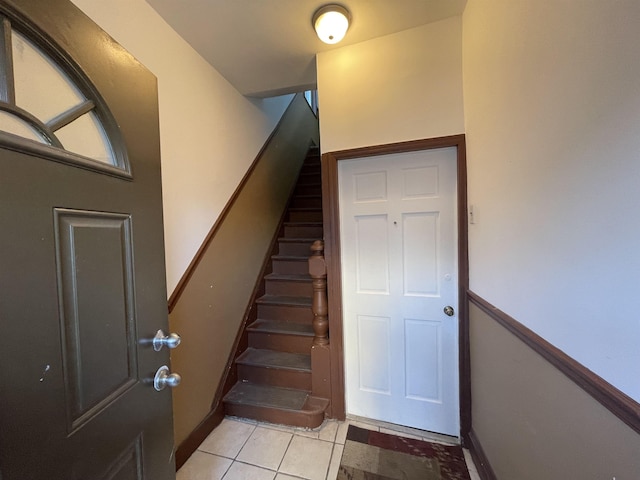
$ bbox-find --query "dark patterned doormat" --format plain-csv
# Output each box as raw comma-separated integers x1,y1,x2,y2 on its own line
337,425,471,480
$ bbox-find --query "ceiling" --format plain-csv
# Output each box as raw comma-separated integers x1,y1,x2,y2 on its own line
145,0,467,97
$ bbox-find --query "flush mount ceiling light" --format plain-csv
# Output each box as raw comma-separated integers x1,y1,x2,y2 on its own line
312,4,351,44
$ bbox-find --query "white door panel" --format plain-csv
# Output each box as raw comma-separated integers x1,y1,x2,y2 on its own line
339,148,459,436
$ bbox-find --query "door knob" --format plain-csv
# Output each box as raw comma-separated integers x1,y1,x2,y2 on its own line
443,306,455,317
153,330,181,351
154,365,181,391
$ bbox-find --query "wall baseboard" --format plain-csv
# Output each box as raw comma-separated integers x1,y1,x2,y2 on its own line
175,403,224,469
467,290,640,436
467,429,497,480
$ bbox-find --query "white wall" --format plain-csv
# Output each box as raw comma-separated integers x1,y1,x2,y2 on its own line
71,0,292,295
317,16,464,153
463,0,640,400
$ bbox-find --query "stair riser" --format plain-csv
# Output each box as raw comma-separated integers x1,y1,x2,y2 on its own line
258,304,313,323
272,258,308,275
237,365,311,391
265,280,312,297
297,175,321,186
300,165,321,175
248,331,312,354
278,241,314,256
284,225,323,238
223,403,324,429
289,210,323,222
294,184,322,196
291,196,322,209
223,146,329,429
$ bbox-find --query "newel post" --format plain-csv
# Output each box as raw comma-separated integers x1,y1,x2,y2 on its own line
309,239,332,408
308,240,329,345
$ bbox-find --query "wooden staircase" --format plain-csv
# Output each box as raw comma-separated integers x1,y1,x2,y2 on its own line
223,147,329,428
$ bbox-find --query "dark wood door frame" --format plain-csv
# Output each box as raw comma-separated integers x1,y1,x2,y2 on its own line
321,134,470,440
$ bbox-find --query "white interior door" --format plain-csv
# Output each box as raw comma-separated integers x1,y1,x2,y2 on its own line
339,147,459,436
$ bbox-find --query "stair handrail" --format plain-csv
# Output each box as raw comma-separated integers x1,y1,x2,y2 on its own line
309,240,329,345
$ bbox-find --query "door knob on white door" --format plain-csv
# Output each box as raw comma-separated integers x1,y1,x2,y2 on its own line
443,306,455,317
153,329,181,351
154,365,181,391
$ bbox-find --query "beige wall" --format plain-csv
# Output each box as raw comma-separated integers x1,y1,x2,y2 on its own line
70,0,640,471
317,16,464,153
71,0,292,295
463,0,640,401
470,303,640,479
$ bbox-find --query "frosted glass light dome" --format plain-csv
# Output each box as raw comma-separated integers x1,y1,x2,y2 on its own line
313,5,350,44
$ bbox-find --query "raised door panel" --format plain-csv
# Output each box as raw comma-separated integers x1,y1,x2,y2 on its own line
54,209,137,432
355,214,390,294
339,148,459,435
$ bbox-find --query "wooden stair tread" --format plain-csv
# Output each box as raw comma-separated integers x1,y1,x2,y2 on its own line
277,237,318,243
256,295,312,307
283,221,322,226
293,194,321,199
271,254,307,262
224,146,328,429
265,273,312,283
248,320,314,336
288,207,322,212
225,383,309,411
237,348,311,371
223,384,329,428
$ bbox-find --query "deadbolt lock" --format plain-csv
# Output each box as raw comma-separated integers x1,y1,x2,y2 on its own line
153,330,181,351
153,365,181,391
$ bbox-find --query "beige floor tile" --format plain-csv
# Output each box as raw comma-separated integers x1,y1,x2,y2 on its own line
335,422,349,445
236,426,292,470
463,449,480,473
318,421,339,443
227,416,258,425
295,428,320,439
468,468,482,480
222,461,276,480
326,444,344,480
279,436,333,480
199,419,256,459
185,416,475,480
263,423,296,435
177,451,232,480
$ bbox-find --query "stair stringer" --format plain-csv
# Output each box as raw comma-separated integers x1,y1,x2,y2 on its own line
222,146,330,428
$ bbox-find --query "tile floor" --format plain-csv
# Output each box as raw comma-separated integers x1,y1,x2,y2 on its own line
177,416,481,480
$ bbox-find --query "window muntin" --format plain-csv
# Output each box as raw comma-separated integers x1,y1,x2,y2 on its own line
0,15,129,176
0,109,44,142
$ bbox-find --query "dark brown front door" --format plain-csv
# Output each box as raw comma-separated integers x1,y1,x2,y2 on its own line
0,1,176,479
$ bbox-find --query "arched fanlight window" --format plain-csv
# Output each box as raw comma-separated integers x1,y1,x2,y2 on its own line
0,14,130,176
